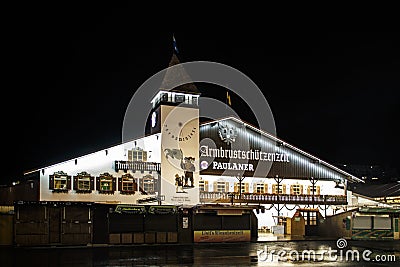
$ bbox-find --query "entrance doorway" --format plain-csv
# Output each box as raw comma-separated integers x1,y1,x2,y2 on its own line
48,207,61,243
301,210,318,236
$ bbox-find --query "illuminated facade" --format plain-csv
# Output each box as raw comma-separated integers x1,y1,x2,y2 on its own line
24,52,364,229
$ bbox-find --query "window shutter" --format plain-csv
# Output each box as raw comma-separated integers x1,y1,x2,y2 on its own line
143,151,147,162
245,183,249,193
307,186,310,195
118,177,122,191
112,177,117,192
204,181,208,192
96,177,100,192
282,184,286,194
316,186,320,196
49,175,55,190
300,185,303,195
66,175,72,190
264,184,268,194
90,176,95,190
73,176,78,190
253,183,257,193
290,185,294,195
272,184,277,194
225,182,229,192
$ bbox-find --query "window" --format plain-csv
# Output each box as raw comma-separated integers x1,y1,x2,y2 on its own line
307,185,320,195
300,211,317,225
252,183,265,194
309,211,317,225
73,172,93,192
291,184,302,195
97,173,115,193
161,93,168,102
272,184,286,194
142,175,155,193
214,181,229,192
374,216,391,230
100,178,113,191
128,148,148,162
78,177,90,190
217,182,226,192
121,177,135,191
301,212,308,225
49,171,71,191
118,173,137,194
175,94,185,103
199,180,208,192
256,184,265,194
192,96,198,105
353,216,372,229
235,182,250,193
54,176,67,190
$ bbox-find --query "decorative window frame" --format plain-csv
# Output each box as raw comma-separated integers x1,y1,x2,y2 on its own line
96,173,116,194
49,171,71,193
142,174,155,194
73,171,94,193
119,173,137,195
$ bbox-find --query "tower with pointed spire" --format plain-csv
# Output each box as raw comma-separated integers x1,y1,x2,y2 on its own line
149,48,201,135
149,42,201,205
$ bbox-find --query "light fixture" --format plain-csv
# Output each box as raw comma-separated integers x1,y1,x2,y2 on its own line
276,141,284,147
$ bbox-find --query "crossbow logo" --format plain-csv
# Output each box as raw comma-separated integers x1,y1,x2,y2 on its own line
218,123,238,145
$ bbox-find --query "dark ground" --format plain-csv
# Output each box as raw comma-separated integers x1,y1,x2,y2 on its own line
1,240,399,266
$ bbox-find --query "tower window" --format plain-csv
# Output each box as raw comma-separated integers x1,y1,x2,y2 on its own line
175,94,185,103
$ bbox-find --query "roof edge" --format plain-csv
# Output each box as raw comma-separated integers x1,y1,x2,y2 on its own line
201,116,364,183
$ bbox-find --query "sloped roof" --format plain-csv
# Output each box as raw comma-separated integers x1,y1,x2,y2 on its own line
358,206,400,213
351,182,400,198
159,52,200,94
200,116,364,183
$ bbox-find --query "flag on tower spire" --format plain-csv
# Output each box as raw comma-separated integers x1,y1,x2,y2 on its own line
173,34,179,54
226,90,232,106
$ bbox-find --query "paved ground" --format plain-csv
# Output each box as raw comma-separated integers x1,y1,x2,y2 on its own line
1,236,399,266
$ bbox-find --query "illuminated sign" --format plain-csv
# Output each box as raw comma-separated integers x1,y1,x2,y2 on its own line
114,205,146,214
200,146,290,162
212,162,254,171
148,205,177,215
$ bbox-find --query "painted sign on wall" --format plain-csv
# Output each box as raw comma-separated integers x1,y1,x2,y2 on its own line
193,230,251,242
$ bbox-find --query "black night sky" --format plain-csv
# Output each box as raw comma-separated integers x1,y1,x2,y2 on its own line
4,6,400,185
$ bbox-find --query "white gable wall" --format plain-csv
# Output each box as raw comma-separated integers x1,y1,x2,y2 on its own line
39,134,161,203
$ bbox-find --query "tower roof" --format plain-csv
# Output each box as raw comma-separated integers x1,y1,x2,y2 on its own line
159,52,200,94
